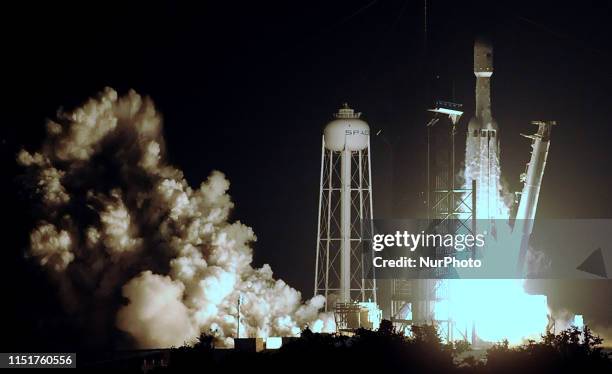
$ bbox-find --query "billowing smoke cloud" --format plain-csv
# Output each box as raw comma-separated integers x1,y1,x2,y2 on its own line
18,88,334,348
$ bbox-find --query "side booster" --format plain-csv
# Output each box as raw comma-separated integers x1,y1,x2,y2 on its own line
515,121,556,274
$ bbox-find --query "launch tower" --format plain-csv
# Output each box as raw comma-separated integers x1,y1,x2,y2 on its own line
391,101,476,342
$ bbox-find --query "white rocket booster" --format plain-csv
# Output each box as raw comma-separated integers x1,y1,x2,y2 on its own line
515,121,555,274
465,38,508,220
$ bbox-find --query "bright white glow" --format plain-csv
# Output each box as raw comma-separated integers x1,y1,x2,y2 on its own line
266,337,283,349
435,129,551,345
574,315,584,329
438,279,548,344
359,301,383,330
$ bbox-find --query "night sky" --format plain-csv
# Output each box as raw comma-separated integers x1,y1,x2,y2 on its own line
2,0,612,349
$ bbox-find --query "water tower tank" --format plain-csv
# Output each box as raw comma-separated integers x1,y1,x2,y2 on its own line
324,103,370,151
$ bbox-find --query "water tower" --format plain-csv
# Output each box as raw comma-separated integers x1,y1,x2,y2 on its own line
314,104,378,320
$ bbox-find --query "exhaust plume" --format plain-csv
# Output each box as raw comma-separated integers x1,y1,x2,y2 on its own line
18,88,334,348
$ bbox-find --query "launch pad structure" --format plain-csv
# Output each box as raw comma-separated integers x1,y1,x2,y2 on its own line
313,38,556,341
389,38,556,344
390,38,499,343
390,100,477,343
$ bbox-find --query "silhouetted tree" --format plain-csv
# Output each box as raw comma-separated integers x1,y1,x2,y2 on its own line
149,324,611,373
485,326,612,373
193,333,214,351
378,319,396,336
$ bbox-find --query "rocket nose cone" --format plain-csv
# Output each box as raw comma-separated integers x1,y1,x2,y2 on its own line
475,36,492,50
474,36,493,74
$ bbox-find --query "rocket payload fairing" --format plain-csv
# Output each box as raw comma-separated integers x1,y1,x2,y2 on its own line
465,38,508,219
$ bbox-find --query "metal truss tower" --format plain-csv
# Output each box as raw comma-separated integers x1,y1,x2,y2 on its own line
391,101,476,342
314,104,377,312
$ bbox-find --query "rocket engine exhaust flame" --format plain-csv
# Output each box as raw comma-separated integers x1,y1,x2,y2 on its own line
453,151,550,344
18,88,334,348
